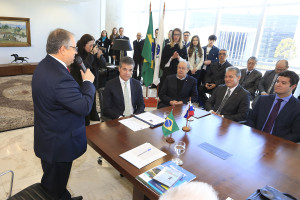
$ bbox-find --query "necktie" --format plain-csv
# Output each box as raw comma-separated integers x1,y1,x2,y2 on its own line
263,99,283,133
246,71,250,76
123,81,131,117
267,74,278,94
67,67,70,73
216,89,231,114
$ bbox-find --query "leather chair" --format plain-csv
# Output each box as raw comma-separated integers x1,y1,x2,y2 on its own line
1,170,55,200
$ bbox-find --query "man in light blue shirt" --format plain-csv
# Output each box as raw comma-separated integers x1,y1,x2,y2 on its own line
247,70,300,143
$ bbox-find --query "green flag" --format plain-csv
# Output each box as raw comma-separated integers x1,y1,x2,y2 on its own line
141,12,155,87
162,111,179,137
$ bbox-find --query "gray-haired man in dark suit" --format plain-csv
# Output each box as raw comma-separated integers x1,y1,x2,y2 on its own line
205,66,250,122
239,56,262,100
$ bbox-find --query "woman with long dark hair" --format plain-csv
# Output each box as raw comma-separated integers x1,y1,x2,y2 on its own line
108,27,119,64
187,35,204,80
70,34,106,125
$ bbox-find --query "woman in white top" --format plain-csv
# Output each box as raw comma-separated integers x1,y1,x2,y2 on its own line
187,35,204,80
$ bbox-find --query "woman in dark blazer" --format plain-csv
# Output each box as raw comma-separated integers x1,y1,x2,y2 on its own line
108,27,119,64
97,30,110,62
70,34,105,125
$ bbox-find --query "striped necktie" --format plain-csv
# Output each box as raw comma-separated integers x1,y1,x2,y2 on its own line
216,89,231,114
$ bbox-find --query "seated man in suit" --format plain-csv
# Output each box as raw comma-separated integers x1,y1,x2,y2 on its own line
247,70,300,143
158,61,198,109
103,56,145,119
205,66,250,122
239,56,262,100
198,49,232,106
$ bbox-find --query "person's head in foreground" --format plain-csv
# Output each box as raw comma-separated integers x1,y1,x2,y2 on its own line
159,181,219,200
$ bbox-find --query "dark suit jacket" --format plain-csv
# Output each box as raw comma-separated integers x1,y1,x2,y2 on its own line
133,39,144,62
239,68,262,98
202,45,219,63
204,60,232,86
158,74,198,109
258,70,277,94
247,95,300,143
103,77,145,119
32,55,95,163
205,84,250,122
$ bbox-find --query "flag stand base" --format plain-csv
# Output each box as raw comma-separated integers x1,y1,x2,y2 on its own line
166,137,175,144
182,126,190,132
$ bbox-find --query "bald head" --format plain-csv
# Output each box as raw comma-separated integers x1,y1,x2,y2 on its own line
275,59,289,74
136,32,142,40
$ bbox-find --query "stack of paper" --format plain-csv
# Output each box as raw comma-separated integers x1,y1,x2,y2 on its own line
120,143,166,169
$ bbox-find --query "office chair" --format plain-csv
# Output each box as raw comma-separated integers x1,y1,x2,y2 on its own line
0,170,55,200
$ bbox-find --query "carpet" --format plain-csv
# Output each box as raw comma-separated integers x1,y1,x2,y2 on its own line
0,75,33,132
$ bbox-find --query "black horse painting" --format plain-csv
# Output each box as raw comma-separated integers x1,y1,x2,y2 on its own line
11,54,29,63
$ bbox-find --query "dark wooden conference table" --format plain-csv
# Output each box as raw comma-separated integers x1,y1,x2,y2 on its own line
86,105,300,200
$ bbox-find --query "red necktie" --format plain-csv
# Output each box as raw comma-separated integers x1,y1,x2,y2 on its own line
67,67,70,73
263,99,283,133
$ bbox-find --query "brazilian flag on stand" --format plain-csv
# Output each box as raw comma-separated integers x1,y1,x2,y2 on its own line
141,12,155,87
162,111,179,137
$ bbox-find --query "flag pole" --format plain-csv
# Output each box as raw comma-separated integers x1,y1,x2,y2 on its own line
182,98,192,132
166,105,175,143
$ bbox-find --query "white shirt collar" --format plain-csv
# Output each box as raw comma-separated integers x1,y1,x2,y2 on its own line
227,84,238,94
49,54,68,70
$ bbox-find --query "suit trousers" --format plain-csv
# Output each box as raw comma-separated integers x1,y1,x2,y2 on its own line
133,59,143,80
198,85,214,106
41,160,72,200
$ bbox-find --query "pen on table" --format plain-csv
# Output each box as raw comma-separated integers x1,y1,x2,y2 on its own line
138,148,151,157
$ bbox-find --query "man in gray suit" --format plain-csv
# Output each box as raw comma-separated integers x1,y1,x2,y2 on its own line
239,56,262,100
258,59,289,95
205,66,250,122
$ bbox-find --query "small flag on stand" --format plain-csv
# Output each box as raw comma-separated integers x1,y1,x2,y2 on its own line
182,102,195,119
162,111,179,137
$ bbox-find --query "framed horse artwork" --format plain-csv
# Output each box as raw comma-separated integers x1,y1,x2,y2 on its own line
0,16,31,47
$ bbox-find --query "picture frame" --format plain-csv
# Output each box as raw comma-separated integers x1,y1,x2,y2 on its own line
0,16,31,47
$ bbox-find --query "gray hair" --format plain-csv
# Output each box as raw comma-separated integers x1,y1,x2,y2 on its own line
178,60,190,70
46,28,74,54
226,66,241,77
247,56,258,63
159,182,219,200
218,49,228,55
119,56,135,68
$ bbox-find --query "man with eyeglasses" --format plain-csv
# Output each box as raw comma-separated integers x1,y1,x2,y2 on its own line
198,49,232,106
183,31,191,48
158,61,198,109
32,28,95,200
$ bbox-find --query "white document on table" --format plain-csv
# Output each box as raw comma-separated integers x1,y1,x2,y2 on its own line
119,117,150,132
134,112,165,127
120,143,166,169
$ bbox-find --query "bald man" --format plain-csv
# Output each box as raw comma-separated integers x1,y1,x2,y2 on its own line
133,32,144,81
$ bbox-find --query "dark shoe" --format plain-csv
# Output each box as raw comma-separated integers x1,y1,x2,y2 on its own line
71,196,83,200
149,84,157,89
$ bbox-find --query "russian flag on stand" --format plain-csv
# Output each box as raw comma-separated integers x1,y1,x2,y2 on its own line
182,102,195,119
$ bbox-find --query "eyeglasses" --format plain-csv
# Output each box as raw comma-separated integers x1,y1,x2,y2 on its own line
184,35,189,37
69,46,78,52
219,53,226,56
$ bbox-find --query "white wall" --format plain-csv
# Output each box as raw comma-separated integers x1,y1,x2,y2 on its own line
0,0,101,64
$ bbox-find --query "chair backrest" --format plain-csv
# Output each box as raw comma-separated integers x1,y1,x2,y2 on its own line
0,170,14,199
97,88,112,121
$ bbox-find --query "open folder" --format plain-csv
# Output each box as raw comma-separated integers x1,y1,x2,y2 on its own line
120,143,166,169
133,112,165,128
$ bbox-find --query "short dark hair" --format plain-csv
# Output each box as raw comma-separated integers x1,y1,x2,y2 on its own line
278,70,299,86
208,35,217,41
183,31,190,35
120,56,135,68
155,28,159,32
46,28,73,54
119,27,124,31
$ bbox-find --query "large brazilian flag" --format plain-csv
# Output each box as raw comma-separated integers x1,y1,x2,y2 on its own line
141,12,155,87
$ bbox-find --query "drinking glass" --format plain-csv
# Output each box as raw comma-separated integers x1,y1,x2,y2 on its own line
172,141,186,165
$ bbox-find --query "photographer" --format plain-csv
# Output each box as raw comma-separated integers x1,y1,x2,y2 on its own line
70,34,106,125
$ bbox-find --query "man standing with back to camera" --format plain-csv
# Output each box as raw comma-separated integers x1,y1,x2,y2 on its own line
32,28,95,200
